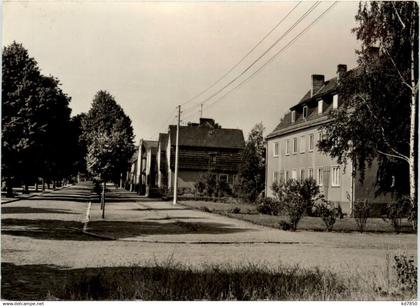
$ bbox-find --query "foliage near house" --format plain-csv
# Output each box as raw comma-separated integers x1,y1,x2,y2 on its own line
318,2,418,211
235,123,265,202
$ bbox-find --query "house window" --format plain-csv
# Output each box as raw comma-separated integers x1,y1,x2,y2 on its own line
333,94,338,109
291,169,297,180
273,142,279,157
291,110,296,123
300,136,306,153
308,168,314,179
331,166,340,186
300,169,305,182
286,139,290,155
317,168,324,186
318,100,323,114
303,106,308,119
293,137,298,154
273,171,278,183
220,174,228,183
285,170,289,181
309,134,314,151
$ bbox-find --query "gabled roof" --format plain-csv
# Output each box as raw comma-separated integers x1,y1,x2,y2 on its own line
168,125,245,149
295,77,338,108
266,68,355,140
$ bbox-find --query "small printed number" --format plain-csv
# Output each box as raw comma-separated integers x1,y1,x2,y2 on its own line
401,301,417,306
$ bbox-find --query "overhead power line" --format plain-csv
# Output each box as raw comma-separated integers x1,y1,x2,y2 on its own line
182,1,321,119
180,2,301,107
201,2,338,113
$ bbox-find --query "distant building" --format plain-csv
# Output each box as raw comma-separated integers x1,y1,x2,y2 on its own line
265,64,391,214
158,118,245,195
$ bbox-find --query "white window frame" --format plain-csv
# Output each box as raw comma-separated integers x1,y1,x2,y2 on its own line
308,168,314,179
293,137,298,154
300,135,306,153
291,110,296,123
318,100,323,114
291,169,297,180
273,171,278,183
333,94,338,109
300,169,305,182
285,139,290,155
303,105,308,119
331,166,340,187
273,142,279,157
317,168,324,186
309,134,314,151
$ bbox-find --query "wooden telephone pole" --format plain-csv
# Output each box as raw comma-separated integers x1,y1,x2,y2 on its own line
173,105,181,205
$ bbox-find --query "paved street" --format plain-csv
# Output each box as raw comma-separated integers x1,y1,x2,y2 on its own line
2,183,416,273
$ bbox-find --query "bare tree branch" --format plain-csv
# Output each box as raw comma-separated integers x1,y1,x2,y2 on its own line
356,94,409,161
377,149,410,163
392,2,406,29
380,46,412,90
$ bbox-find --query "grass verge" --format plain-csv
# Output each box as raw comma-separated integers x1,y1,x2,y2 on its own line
180,200,414,233
2,259,416,301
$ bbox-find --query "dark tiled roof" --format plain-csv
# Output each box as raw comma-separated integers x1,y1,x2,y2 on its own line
295,77,338,107
158,133,168,150
169,125,245,149
267,72,345,140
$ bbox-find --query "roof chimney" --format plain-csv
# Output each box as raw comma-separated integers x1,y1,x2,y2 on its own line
311,74,325,96
336,64,347,80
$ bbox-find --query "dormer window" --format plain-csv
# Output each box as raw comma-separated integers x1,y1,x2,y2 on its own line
333,94,338,109
303,105,308,119
291,110,296,123
318,100,323,114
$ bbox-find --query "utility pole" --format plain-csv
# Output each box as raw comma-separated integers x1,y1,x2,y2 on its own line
200,103,203,118
173,105,181,205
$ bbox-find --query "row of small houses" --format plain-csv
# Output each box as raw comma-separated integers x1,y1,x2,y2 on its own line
125,63,392,215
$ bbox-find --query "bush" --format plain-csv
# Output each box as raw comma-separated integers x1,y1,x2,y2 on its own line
194,176,206,195
279,220,291,231
353,200,370,233
393,255,417,293
256,197,280,216
271,179,312,231
313,197,337,232
216,179,232,197
299,178,320,216
230,207,241,214
384,196,411,233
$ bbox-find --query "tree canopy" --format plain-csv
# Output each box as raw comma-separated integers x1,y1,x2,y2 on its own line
2,42,75,193
236,123,266,202
82,90,135,183
318,2,418,199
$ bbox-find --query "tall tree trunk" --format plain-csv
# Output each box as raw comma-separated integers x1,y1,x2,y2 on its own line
35,182,39,192
23,183,29,194
101,181,106,219
42,178,46,191
409,17,417,205
53,180,56,190
6,178,13,198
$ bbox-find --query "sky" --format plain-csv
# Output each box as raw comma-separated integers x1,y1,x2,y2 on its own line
3,0,361,143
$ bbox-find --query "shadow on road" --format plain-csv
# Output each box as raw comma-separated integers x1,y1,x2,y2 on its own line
1,206,78,215
86,220,251,239
1,219,101,241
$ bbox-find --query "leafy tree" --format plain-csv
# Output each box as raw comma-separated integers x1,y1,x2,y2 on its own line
2,42,73,195
236,123,265,202
318,2,418,204
82,90,135,217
